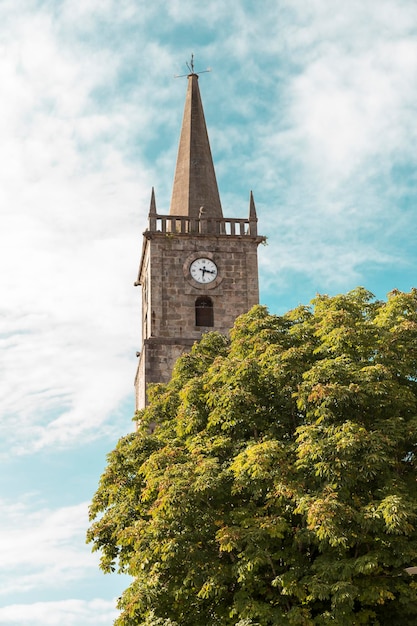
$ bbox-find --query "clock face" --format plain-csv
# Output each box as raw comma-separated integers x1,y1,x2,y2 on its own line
190,257,218,284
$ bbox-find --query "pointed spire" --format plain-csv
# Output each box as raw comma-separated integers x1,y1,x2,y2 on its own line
149,187,156,215
149,187,156,231
170,73,223,219
248,190,258,236
249,190,257,220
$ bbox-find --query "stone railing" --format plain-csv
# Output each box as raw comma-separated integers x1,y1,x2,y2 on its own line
147,214,258,237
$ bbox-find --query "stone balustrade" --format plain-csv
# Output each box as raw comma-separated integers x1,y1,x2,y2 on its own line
147,214,258,237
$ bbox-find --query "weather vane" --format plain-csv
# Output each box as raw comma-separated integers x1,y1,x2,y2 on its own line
174,54,212,78
186,54,195,74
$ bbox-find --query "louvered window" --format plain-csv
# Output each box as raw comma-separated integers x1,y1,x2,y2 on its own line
195,296,214,327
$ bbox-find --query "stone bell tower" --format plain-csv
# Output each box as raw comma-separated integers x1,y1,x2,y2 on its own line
134,69,265,409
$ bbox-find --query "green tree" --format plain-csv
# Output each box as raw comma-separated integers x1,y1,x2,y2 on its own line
87,288,417,625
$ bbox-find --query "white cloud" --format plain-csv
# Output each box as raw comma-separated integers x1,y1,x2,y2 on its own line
287,38,417,180
224,0,417,298
0,599,118,625
164,0,233,23
0,499,96,595
0,2,154,454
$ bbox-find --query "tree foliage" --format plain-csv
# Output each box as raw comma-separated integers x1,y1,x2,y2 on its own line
87,288,417,625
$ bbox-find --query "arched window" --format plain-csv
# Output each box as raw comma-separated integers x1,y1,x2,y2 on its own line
195,296,214,327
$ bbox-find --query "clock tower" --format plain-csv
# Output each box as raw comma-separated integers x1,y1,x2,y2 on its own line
134,70,265,409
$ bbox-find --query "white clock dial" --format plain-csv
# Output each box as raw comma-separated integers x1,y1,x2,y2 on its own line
190,258,218,284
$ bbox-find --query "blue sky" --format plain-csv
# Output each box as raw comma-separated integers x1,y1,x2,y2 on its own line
1,0,417,623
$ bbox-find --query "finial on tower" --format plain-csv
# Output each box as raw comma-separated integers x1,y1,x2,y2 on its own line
174,54,211,78
248,191,258,236
249,191,257,220
148,187,157,232
149,187,156,216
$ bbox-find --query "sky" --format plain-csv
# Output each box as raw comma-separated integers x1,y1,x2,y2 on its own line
1,0,417,623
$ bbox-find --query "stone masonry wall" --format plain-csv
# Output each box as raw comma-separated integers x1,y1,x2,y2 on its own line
135,231,262,409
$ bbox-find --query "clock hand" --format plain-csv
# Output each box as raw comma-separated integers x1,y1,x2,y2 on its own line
199,265,216,279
